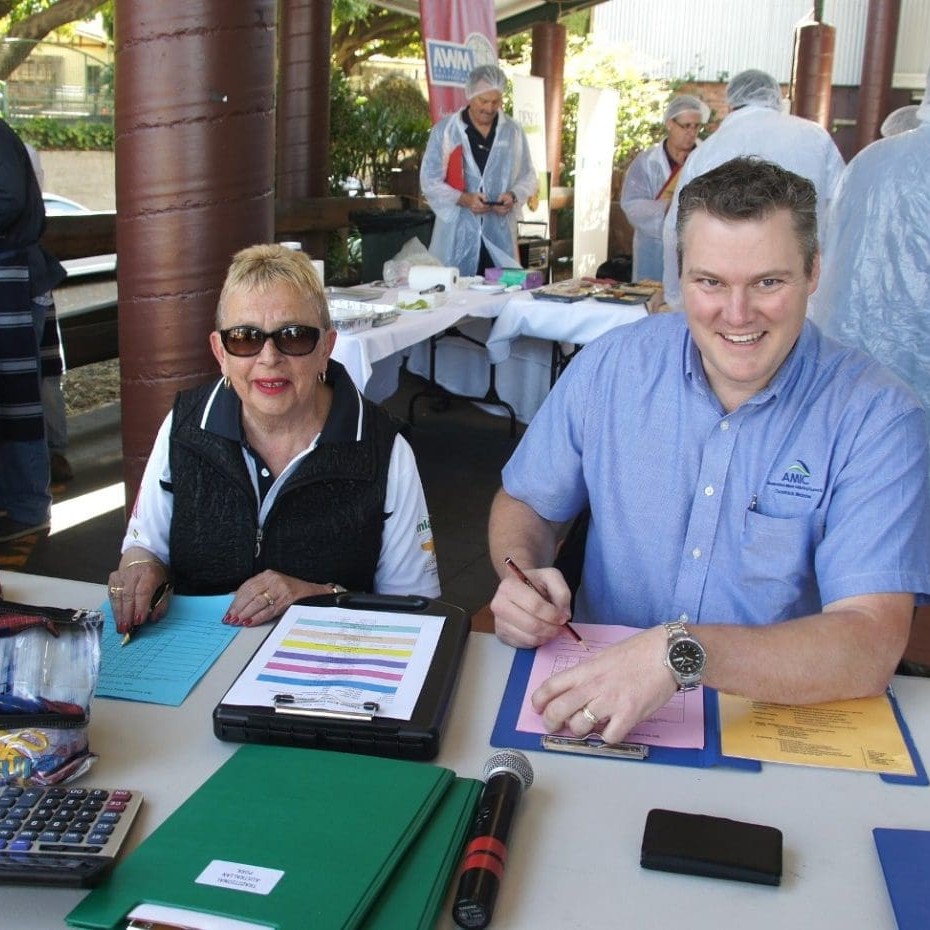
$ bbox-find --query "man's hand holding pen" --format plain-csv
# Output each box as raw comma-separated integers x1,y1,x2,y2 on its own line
107,549,172,643
490,558,577,649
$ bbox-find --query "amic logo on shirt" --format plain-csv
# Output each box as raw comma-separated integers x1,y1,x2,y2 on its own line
766,460,824,501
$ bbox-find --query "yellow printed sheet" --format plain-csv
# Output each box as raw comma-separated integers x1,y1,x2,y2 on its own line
719,691,915,776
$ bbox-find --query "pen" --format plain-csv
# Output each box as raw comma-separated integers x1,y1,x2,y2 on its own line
503,556,590,651
122,580,171,646
748,494,758,512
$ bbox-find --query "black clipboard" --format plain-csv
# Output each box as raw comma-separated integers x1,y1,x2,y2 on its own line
212,593,469,762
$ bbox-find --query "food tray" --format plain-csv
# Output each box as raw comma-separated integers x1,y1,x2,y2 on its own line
529,279,598,303
330,311,373,335
371,308,401,327
593,292,649,305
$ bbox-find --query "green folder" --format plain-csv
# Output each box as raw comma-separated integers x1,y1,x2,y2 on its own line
66,744,476,930
361,777,482,930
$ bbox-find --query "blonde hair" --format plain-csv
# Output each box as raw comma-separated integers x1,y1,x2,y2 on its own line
216,243,329,329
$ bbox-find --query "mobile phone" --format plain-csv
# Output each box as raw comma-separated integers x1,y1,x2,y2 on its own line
640,808,783,885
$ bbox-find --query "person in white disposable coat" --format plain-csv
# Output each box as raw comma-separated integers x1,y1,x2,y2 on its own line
620,94,709,282
420,64,537,276
660,69,844,310
813,67,930,449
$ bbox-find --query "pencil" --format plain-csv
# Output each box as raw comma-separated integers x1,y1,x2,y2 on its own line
503,556,590,651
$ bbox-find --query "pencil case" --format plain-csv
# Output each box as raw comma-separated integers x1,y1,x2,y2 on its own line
0,599,103,786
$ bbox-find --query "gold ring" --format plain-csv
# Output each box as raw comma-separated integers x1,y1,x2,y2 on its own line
581,705,598,725
261,590,275,608
108,585,124,594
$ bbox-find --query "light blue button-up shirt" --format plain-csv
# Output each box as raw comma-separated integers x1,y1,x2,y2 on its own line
503,313,930,627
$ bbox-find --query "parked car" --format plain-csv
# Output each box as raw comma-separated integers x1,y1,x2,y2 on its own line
43,192,117,277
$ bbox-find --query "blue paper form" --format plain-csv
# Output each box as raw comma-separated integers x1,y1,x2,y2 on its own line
95,594,237,706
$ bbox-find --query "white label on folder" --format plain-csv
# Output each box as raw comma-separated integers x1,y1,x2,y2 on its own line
196,859,284,896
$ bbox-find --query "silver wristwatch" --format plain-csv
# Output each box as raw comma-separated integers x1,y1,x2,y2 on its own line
664,620,706,691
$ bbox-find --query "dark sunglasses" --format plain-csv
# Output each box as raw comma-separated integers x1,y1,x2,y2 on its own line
220,324,322,357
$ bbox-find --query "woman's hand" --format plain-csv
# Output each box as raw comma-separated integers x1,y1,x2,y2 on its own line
107,548,171,634
223,571,333,627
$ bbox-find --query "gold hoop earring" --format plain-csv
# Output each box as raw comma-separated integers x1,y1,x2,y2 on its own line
318,371,326,384
223,375,231,389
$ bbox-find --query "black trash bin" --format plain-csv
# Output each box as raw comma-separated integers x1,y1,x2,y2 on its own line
351,209,435,283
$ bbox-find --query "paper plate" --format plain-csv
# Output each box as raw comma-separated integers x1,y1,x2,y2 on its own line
468,282,506,294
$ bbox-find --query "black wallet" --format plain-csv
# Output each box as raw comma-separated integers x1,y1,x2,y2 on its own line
641,808,783,886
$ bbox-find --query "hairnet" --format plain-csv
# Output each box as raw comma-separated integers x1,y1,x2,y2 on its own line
465,64,507,99
881,105,920,137
917,65,930,123
664,94,710,124
726,70,783,110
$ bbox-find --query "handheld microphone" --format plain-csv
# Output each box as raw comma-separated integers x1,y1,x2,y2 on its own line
452,748,534,929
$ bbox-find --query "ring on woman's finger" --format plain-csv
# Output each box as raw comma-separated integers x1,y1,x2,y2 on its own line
108,584,124,595
581,704,599,725
261,590,275,608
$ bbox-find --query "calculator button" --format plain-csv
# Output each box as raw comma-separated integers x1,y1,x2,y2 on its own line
62,832,85,844
10,839,34,851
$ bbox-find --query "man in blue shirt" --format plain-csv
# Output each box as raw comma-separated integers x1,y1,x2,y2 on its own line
488,157,930,746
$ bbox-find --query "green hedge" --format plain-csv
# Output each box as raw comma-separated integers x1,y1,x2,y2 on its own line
11,117,113,151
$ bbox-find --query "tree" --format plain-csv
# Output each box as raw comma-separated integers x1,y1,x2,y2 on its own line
0,0,109,80
332,0,420,76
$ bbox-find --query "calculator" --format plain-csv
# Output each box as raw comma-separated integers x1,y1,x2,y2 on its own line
0,784,143,886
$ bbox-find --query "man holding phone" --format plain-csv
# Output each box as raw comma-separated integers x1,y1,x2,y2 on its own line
420,64,538,276
487,157,930,745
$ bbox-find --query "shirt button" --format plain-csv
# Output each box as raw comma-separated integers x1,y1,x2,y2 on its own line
692,548,702,559
720,421,730,431
679,612,690,622
704,486,714,496
261,468,270,478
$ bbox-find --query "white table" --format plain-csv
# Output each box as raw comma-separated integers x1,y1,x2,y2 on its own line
330,285,512,402
485,289,649,365
5,570,929,930
407,291,649,425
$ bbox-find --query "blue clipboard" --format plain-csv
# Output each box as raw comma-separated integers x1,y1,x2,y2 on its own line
873,827,930,928
490,645,760,771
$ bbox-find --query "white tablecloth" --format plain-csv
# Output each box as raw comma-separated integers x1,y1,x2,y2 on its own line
407,290,649,424
329,285,511,402
485,290,648,364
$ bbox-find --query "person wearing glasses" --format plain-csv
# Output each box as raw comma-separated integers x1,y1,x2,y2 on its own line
619,94,710,283
107,244,439,633
660,69,845,311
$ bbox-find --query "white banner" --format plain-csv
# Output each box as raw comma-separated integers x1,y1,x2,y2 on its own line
573,86,619,277
511,73,549,236
419,0,497,121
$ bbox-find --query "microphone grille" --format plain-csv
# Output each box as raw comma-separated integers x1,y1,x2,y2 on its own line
483,749,534,791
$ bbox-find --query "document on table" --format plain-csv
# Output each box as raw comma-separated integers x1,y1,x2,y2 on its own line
515,622,705,749
219,603,445,721
95,594,236,706
718,690,916,776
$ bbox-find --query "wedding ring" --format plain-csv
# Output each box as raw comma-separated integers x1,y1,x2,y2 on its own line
261,590,275,608
108,585,124,595
581,705,598,725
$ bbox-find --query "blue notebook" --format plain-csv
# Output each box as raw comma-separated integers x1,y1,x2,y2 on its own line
873,827,930,929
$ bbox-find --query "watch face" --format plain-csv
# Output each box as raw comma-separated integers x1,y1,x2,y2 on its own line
669,639,705,675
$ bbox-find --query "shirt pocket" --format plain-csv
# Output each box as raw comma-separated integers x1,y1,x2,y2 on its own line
740,509,826,618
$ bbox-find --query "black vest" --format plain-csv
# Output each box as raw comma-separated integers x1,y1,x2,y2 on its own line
167,382,398,595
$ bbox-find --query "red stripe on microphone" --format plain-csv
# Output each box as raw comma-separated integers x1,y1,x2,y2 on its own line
461,851,506,880
464,836,508,861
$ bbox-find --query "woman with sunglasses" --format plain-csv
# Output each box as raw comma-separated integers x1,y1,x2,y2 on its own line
107,244,439,634
619,94,710,283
